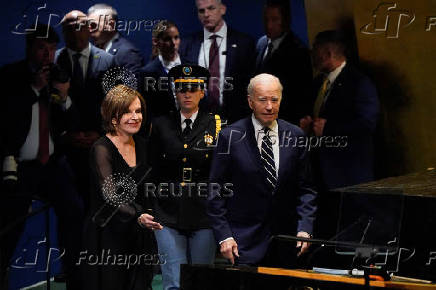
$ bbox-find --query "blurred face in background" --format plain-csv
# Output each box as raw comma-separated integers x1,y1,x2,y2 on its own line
264,6,284,40
28,39,57,68
88,10,116,48
154,25,180,61
196,0,226,33
62,10,90,51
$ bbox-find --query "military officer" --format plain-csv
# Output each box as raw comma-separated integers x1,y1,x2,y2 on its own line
140,64,221,290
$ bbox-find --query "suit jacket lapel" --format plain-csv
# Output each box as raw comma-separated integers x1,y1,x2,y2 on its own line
87,45,100,80
192,32,202,64
225,29,235,76
243,117,264,172
276,120,290,190
255,40,267,72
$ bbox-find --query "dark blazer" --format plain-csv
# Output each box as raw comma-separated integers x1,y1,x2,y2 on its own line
139,57,188,119
207,117,317,264
108,34,144,74
179,27,256,123
0,60,75,158
315,64,379,190
150,110,219,230
255,32,313,124
55,44,114,132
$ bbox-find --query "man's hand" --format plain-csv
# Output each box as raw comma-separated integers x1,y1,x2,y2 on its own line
313,118,327,137
51,81,70,104
137,213,163,230
299,115,313,134
32,65,50,91
220,239,239,265
296,231,312,256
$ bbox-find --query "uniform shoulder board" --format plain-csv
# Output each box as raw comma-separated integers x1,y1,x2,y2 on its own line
214,114,222,138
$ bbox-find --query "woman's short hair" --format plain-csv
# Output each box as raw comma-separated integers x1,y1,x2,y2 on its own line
101,84,146,134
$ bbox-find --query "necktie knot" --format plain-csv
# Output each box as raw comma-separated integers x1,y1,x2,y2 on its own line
263,126,270,135
73,53,81,60
209,34,219,40
185,119,192,127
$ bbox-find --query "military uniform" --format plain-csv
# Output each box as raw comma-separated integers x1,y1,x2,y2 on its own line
150,110,221,230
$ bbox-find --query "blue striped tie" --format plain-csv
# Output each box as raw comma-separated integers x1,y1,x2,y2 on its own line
261,127,277,193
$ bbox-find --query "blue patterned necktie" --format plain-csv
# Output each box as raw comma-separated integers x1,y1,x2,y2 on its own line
261,127,277,193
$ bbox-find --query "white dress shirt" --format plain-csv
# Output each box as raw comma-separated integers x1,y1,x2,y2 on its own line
159,54,181,74
19,86,55,161
198,22,227,105
251,114,279,176
104,32,119,52
67,43,91,80
180,110,199,130
323,60,346,102
263,32,287,60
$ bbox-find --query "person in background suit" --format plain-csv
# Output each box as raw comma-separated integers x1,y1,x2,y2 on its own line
299,30,379,238
255,0,313,124
55,10,114,209
140,20,183,123
140,65,220,290
88,3,144,73
179,0,256,123
0,24,84,290
207,73,317,267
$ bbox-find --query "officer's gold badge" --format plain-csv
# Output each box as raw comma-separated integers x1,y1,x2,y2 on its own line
204,133,214,145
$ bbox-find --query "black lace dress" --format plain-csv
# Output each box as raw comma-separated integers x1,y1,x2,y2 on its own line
82,135,153,290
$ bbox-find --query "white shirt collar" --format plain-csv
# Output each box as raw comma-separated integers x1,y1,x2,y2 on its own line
251,113,278,135
203,21,227,41
181,110,199,127
159,54,181,73
67,43,91,60
268,32,287,52
105,32,119,52
327,60,346,85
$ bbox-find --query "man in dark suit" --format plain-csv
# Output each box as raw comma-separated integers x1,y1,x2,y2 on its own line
0,24,84,290
255,1,313,124
207,73,317,266
55,10,114,207
300,30,379,238
87,3,144,73
179,0,256,124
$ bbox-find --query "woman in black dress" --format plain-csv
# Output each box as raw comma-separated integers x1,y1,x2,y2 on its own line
82,84,153,290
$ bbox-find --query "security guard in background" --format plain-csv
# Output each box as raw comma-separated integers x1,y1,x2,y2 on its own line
144,64,221,290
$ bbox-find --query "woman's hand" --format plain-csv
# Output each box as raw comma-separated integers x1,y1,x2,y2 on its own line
137,213,163,230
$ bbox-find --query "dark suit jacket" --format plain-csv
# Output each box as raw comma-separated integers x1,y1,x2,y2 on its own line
207,117,317,264
55,44,114,132
179,27,256,123
0,60,75,158
150,110,218,230
139,57,187,119
108,34,144,74
315,64,379,190
255,32,313,124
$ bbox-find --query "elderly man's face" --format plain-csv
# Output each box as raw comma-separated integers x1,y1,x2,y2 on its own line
197,0,226,32
264,7,283,40
248,81,281,127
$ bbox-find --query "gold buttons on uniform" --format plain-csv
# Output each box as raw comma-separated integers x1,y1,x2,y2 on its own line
184,144,188,149
182,157,187,162
205,154,209,158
